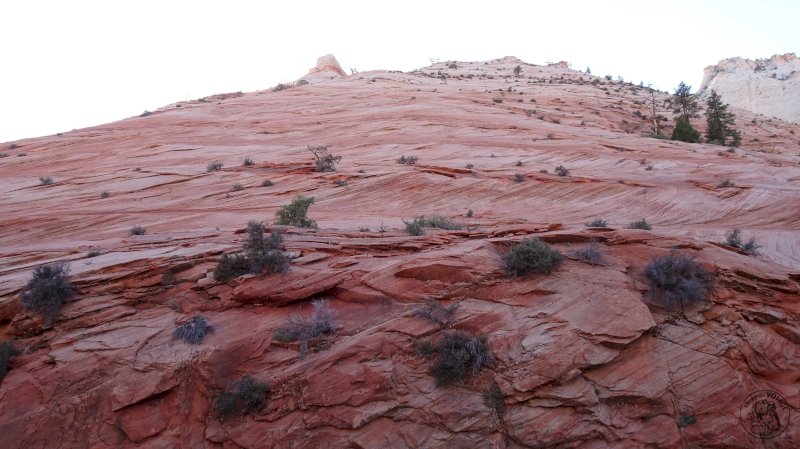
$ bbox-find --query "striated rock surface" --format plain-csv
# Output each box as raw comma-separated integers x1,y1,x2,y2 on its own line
1,55,800,448
699,53,800,123
300,53,347,84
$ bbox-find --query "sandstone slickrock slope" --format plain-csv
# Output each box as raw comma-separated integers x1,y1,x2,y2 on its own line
1,56,800,449
699,53,800,124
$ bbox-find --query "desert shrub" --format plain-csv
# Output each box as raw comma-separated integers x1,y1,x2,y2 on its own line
717,179,735,188
413,339,435,358
465,163,474,169
207,161,223,172
404,215,462,235
466,209,474,218
724,229,759,255
173,315,215,344
39,177,54,186
214,253,249,282
0,153,7,158
130,225,146,235
274,195,317,228
515,160,523,167
397,155,419,165
243,157,254,166
413,298,459,327
644,251,714,306
513,173,525,183
214,375,270,419
627,219,652,230
87,251,101,258
430,331,493,387
404,219,424,236
20,261,73,326
274,299,336,357
585,218,607,228
554,165,570,176
100,191,110,198
572,240,604,265
672,117,700,143
0,342,22,384
231,183,244,192
333,179,348,187
503,238,563,276
307,145,342,172
261,179,273,187
483,382,505,418
251,250,290,274
493,97,503,103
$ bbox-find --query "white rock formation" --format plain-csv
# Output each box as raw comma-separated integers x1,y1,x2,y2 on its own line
698,53,800,123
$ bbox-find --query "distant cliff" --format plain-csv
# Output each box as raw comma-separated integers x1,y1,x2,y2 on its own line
698,53,800,123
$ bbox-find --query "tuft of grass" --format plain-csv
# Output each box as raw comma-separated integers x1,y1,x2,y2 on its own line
207,161,224,172
627,219,652,230
430,331,493,387
129,225,146,236
273,299,336,358
243,157,255,166
724,229,759,255
213,375,270,419
397,155,419,165
645,251,714,307
585,218,607,228
173,315,215,344
503,238,563,277
275,195,317,228
21,262,74,326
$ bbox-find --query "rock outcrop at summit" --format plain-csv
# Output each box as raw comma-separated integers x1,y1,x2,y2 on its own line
300,53,347,84
1,55,800,449
699,53,800,123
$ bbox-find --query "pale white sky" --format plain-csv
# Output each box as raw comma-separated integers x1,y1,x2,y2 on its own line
1,0,797,143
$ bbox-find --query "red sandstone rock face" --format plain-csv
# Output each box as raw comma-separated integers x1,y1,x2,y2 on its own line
1,56,800,448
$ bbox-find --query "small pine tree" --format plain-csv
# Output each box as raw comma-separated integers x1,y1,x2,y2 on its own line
586,66,591,74
668,82,700,120
513,65,522,77
705,90,741,147
672,116,701,143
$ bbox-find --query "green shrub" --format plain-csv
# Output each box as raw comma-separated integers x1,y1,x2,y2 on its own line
130,225,146,235
404,220,424,236
724,229,759,255
672,117,700,143
585,218,607,228
173,315,215,344
20,262,74,326
207,161,223,172
275,195,317,228
503,238,563,276
307,145,342,172
0,342,21,384
243,157,254,166
430,331,493,387
214,253,250,282
645,251,714,306
214,376,270,419
627,219,652,230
